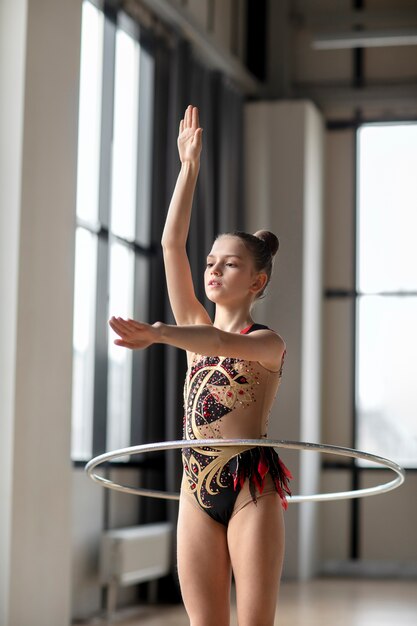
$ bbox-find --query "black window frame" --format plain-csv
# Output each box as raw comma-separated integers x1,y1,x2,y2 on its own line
324,115,417,559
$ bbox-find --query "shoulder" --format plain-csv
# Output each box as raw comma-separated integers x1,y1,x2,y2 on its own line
246,324,286,348
245,326,286,372
249,328,286,352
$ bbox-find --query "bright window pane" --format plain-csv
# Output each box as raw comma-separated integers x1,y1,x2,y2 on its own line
107,240,135,451
357,124,417,293
71,228,98,460
110,27,139,240
357,296,417,467
76,0,103,225
356,123,417,468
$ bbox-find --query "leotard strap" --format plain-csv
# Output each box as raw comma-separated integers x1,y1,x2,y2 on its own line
240,323,272,334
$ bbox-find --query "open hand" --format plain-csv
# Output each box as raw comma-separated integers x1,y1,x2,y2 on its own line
109,316,158,350
178,105,203,163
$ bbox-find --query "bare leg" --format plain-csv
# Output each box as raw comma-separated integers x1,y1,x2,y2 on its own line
177,493,232,626
227,491,285,626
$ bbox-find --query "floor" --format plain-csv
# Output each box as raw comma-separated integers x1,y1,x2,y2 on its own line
74,578,417,625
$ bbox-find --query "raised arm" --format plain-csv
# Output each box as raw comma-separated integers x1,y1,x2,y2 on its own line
161,105,211,326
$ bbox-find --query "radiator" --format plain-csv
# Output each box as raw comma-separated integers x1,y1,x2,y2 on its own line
99,522,173,616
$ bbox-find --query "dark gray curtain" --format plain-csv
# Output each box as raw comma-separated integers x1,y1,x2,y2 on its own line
141,30,245,600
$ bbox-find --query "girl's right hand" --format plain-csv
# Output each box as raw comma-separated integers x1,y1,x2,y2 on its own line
178,105,203,164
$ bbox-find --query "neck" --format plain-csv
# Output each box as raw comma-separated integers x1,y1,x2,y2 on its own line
213,304,254,334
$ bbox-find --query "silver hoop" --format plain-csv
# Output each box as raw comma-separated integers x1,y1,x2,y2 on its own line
85,439,405,503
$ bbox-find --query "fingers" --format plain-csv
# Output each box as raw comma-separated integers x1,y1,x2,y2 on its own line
114,339,135,348
109,316,140,337
109,316,128,331
192,106,199,129
183,104,199,130
186,104,193,128
109,317,143,350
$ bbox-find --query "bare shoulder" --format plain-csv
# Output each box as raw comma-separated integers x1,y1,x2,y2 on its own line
248,328,286,372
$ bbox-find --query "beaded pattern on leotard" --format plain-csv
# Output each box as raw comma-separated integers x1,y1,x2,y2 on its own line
181,324,291,514
182,355,263,509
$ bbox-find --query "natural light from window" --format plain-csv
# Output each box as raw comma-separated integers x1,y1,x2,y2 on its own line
357,123,417,467
76,0,103,225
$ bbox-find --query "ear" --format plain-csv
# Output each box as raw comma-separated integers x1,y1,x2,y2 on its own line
250,272,268,295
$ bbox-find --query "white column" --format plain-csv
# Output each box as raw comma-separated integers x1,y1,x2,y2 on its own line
0,1,82,624
0,0,27,621
244,101,324,579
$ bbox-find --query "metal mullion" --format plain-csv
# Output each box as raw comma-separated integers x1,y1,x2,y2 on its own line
130,254,149,447
350,117,362,560
361,291,417,297
135,34,154,248
131,32,155,446
99,3,117,229
353,0,364,89
325,289,417,298
325,289,357,298
112,231,155,256
92,7,116,457
77,218,155,256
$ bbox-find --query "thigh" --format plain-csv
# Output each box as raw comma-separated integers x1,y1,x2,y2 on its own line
227,490,285,626
177,491,232,626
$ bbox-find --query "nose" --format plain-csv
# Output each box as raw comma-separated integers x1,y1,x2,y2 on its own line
211,264,222,276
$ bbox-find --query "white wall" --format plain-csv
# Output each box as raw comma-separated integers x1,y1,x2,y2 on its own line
244,100,325,579
71,467,144,620
0,1,82,624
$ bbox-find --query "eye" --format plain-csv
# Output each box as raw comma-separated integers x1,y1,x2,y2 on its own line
206,262,213,267
226,263,236,267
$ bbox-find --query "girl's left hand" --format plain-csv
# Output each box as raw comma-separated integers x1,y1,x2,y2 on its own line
178,105,203,164
109,316,157,350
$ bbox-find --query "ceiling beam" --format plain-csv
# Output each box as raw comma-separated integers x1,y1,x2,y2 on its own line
294,81,417,109
312,28,417,50
295,9,417,29
130,0,263,96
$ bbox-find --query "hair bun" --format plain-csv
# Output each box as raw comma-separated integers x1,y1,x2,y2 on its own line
253,230,279,257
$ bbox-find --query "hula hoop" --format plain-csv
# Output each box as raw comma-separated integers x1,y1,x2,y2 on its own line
85,439,405,503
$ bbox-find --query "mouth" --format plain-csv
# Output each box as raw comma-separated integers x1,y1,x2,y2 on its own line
208,280,222,287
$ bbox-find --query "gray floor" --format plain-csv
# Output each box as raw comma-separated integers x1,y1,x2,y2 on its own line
74,578,417,625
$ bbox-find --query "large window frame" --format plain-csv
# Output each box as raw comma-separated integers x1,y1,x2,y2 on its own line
324,116,417,561
356,121,417,470
72,0,155,463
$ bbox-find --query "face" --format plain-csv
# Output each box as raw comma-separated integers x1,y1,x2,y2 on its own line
204,236,266,304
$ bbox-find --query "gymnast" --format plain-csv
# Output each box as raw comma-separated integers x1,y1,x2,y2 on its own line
109,104,292,626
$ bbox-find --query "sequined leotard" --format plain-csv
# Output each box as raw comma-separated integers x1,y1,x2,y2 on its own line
181,323,292,526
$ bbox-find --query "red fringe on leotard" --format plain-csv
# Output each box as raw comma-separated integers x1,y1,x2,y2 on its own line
231,447,293,510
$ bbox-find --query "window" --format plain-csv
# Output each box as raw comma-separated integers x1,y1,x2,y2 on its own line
72,0,154,461
356,123,417,468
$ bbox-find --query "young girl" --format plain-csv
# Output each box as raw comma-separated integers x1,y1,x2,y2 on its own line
109,105,292,626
